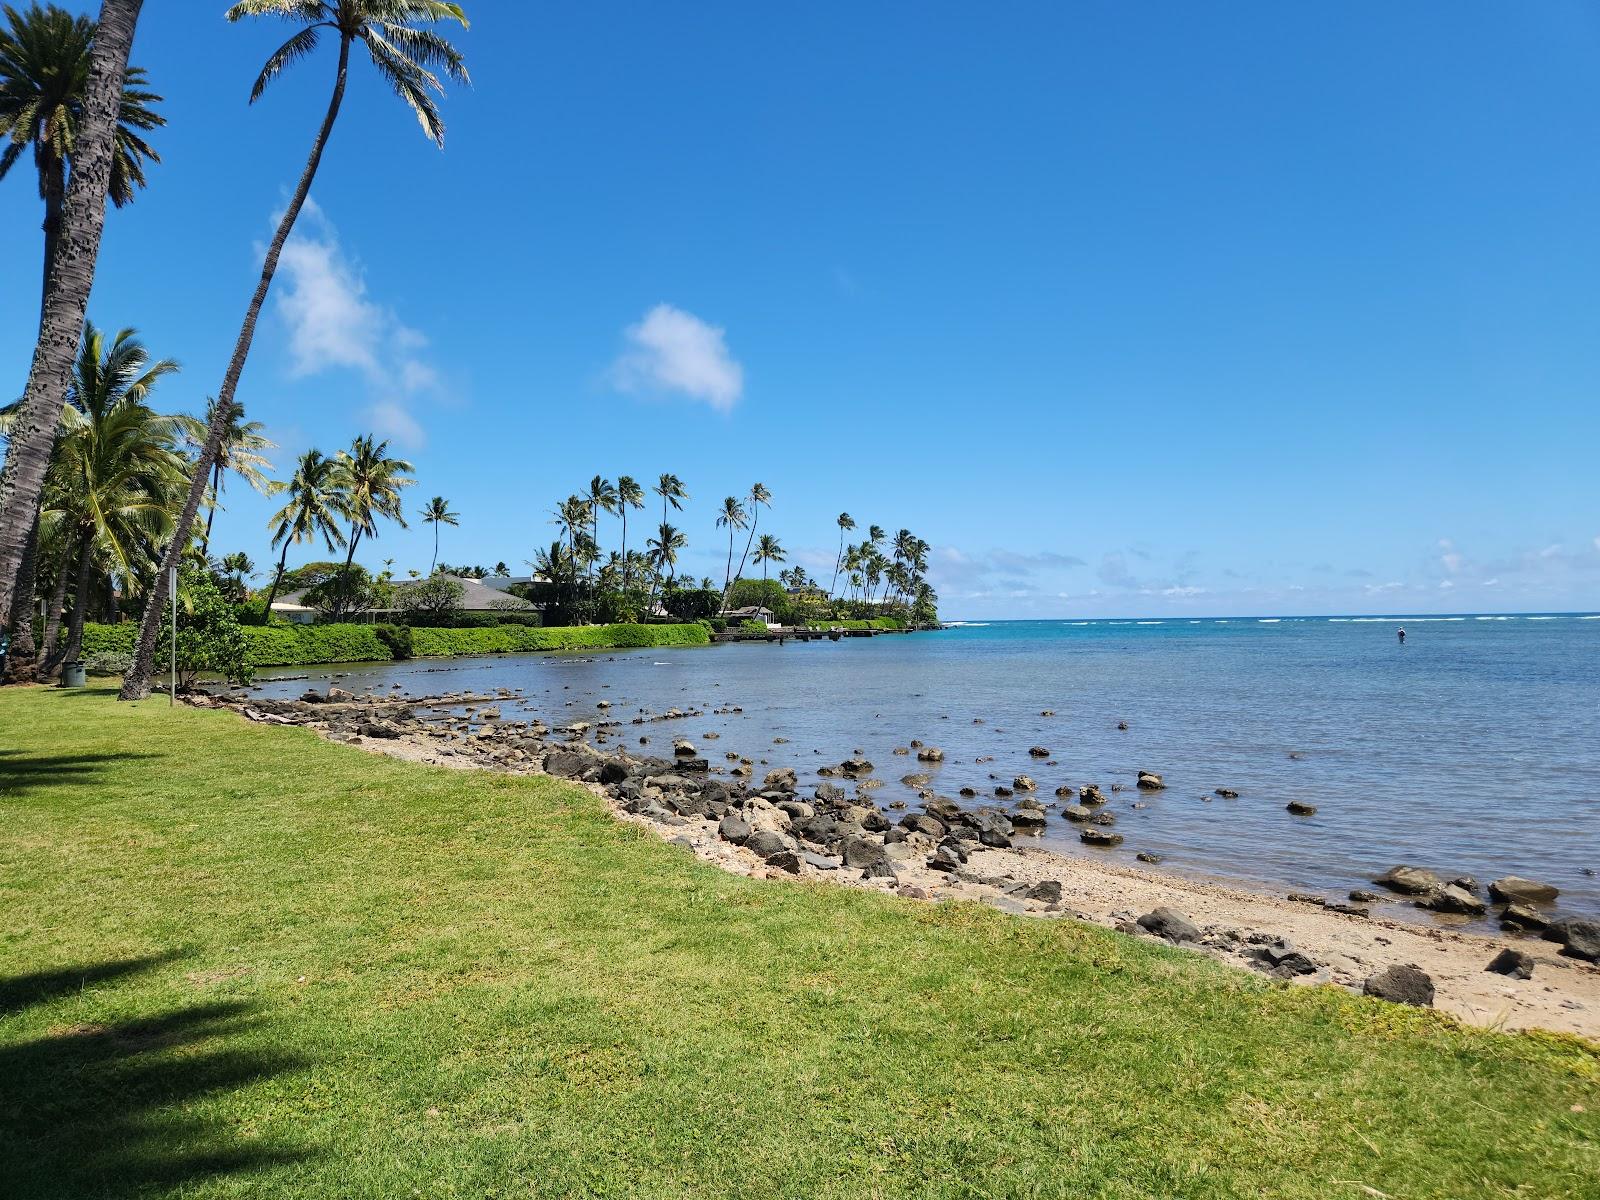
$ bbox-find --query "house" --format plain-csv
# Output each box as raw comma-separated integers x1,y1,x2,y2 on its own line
722,605,778,629
269,574,536,623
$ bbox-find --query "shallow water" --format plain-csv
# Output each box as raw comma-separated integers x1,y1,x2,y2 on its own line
247,615,1600,922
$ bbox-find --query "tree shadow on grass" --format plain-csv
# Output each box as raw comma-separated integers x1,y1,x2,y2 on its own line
0,959,312,1198
0,749,158,802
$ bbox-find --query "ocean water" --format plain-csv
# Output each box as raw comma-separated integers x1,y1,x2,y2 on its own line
248,615,1600,923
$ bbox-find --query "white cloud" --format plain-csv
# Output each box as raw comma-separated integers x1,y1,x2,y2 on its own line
365,401,426,449
611,303,744,412
1439,538,1464,575
272,200,439,445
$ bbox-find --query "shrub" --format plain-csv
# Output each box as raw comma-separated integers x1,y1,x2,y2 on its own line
396,576,466,626
234,596,272,626
162,565,255,687
740,618,768,633
410,623,710,657
373,624,414,660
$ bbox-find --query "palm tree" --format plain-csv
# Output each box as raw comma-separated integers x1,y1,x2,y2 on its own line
175,398,276,554
0,1,163,313
36,322,184,672
753,532,785,586
653,472,688,529
419,494,457,574
262,449,347,617
829,511,854,600
615,474,643,584
0,0,144,666
730,481,770,593
715,495,747,597
586,475,618,577
550,494,589,558
120,0,470,701
647,521,686,612
335,434,414,574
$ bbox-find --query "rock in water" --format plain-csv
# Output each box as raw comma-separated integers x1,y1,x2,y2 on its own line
1487,876,1560,905
1362,964,1435,1007
1285,800,1318,816
1485,949,1534,979
1373,865,1446,896
1080,828,1124,847
1136,771,1165,790
1418,884,1487,916
1012,775,1037,792
1136,907,1201,944
1028,746,1050,758
1499,903,1547,933
762,767,798,792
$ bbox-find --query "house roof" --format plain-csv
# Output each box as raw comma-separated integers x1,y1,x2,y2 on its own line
271,574,535,614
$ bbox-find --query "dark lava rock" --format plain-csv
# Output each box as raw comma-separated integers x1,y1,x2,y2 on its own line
1025,880,1063,904
1012,775,1037,792
978,828,1013,849
543,751,590,777
766,850,804,875
860,858,898,881
1285,800,1318,816
718,814,752,845
1545,917,1600,962
1215,788,1239,799
801,851,841,871
598,760,629,785
1374,865,1446,896
927,845,963,873
901,812,946,839
1010,809,1047,832
1488,876,1560,905
915,747,945,763
1245,939,1318,978
1135,852,1165,865
1417,884,1486,916
1325,903,1370,918
1136,907,1201,944
1485,948,1534,979
814,782,847,805
1362,964,1435,1008
1028,746,1050,758
1499,903,1548,933
1080,828,1124,847
1063,804,1093,822
1079,785,1109,806
1348,889,1383,904
842,837,885,870
745,830,789,860
1136,771,1165,790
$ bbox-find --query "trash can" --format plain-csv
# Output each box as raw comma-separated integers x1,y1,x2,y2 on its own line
60,661,87,688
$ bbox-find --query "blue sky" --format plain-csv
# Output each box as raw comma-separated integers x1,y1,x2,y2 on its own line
4,1,1598,618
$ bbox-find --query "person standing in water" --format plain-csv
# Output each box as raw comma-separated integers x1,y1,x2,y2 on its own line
1397,627,1406,644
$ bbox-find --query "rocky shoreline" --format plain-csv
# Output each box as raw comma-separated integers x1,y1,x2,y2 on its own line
193,684,1600,1039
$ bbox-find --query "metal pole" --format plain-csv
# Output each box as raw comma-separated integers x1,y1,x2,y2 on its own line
168,564,177,707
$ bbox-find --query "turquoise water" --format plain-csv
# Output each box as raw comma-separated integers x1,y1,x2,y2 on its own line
251,613,1600,922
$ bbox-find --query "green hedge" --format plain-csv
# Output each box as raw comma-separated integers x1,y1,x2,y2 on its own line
81,620,711,670
82,622,392,668
410,623,710,657
805,617,907,631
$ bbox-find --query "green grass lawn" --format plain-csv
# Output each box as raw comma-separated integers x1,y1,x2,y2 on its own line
1,688,1595,1199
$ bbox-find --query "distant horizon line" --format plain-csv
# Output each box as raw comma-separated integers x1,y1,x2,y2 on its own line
945,610,1600,624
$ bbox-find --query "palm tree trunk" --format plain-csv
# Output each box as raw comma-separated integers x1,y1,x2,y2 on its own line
4,518,42,683
734,505,759,587
200,462,222,554
39,157,65,324
0,0,144,634
59,531,96,671
36,546,71,672
829,531,843,600
724,528,735,597
620,510,629,587
430,524,439,574
262,544,292,619
121,34,352,701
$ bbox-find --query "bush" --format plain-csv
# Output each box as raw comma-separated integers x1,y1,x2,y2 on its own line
234,596,272,626
410,623,711,657
740,618,769,633
662,586,723,622
243,624,393,667
373,624,413,660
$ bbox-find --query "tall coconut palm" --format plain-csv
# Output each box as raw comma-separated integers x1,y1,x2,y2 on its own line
615,474,643,584
0,2,163,314
35,323,184,671
175,397,276,554
715,495,746,597
829,511,854,600
730,481,770,592
262,449,347,617
335,434,413,574
586,475,617,577
120,0,470,700
550,494,589,558
647,521,686,591
0,0,144,669
419,494,457,574
652,472,687,529
753,533,785,589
